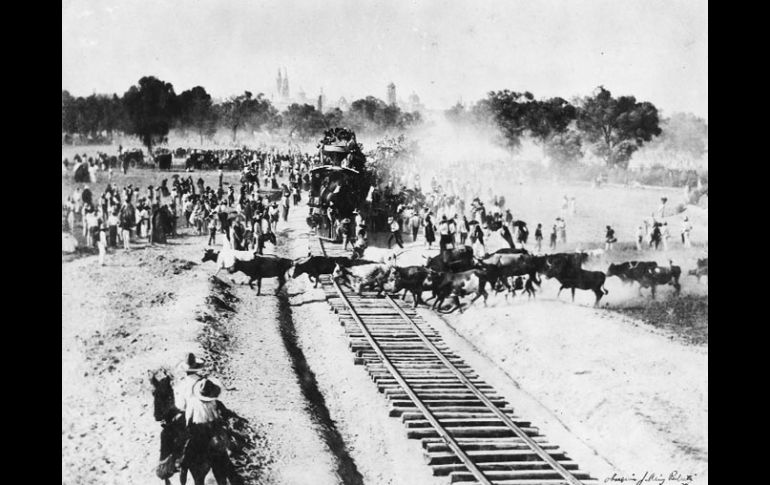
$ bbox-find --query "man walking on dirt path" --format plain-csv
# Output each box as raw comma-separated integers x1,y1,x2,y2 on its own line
681,216,692,248
207,214,218,246
97,224,108,266
438,215,452,252
409,211,421,242
550,223,558,250
535,223,543,253
281,191,290,222
557,217,567,244
388,216,404,249
605,225,617,251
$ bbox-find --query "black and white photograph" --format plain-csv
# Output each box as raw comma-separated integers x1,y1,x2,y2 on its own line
62,1,708,484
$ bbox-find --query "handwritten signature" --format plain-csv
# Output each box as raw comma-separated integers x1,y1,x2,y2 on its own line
604,471,696,484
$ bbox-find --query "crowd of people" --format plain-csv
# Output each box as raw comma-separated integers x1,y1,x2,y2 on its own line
351,160,698,257
63,143,700,266
62,146,317,264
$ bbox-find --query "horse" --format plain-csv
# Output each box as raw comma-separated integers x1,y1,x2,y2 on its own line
148,369,241,485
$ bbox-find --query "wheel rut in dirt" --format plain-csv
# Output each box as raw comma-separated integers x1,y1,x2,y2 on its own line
277,292,364,485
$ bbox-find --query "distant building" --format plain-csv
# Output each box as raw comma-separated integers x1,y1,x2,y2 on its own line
317,87,326,112
406,92,424,112
281,67,289,99
387,82,396,106
336,97,350,112
272,68,312,110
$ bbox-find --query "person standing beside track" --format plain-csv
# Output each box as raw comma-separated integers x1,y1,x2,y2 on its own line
387,216,404,249
409,211,421,242
438,215,452,252
424,213,436,249
534,223,543,253
281,190,290,222
459,215,469,246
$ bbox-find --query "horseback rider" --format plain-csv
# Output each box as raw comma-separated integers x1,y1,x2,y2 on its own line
175,354,228,474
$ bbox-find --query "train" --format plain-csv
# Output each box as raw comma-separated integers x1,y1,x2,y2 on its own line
306,128,373,230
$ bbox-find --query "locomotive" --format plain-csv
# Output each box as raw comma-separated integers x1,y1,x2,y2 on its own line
306,128,373,230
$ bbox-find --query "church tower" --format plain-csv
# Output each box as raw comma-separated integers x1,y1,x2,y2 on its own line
276,69,283,98
281,68,290,99
386,82,396,106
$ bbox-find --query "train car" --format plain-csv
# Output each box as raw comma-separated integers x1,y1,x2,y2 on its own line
307,128,371,230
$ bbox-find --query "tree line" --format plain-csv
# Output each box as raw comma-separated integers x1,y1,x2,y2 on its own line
446,87,707,168
62,76,423,151
62,77,706,169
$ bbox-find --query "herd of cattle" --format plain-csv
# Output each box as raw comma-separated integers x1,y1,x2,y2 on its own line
200,243,708,313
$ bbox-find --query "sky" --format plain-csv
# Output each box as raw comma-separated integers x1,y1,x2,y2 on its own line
62,0,708,119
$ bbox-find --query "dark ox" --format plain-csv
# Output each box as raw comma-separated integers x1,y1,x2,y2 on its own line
607,261,659,286
638,262,682,299
608,260,682,298
384,266,432,307
688,258,708,283
423,269,491,314
202,249,292,295
532,252,589,276
333,263,392,296
543,260,608,306
292,255,376,288
424,246,476,273
476,252,542,296
510,276,536,300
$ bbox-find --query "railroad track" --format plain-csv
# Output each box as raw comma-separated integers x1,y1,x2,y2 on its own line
314,237,597,485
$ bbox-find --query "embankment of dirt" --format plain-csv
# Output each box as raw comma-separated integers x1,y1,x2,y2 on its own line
62,230,272,484
62,242,210,485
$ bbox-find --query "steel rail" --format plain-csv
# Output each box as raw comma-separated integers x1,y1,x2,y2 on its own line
384,294,586,485
331,278,493,485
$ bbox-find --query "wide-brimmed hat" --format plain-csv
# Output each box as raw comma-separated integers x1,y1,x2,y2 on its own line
192,377,223,402
177,353,206,374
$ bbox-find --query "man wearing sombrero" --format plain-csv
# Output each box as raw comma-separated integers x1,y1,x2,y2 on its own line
175,353,227,472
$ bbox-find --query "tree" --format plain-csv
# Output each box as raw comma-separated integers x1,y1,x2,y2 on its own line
323,108,344,128
345,96,422,133
178,86,217,144
122,76,179,152
218,91,276,142
102,94,126,136
445,102,467,124
472,90,535,149
526,97,577,146
346,96,389,132
545,129,583,166
282,103,327,139
576,86,662,168
62,90,78,135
